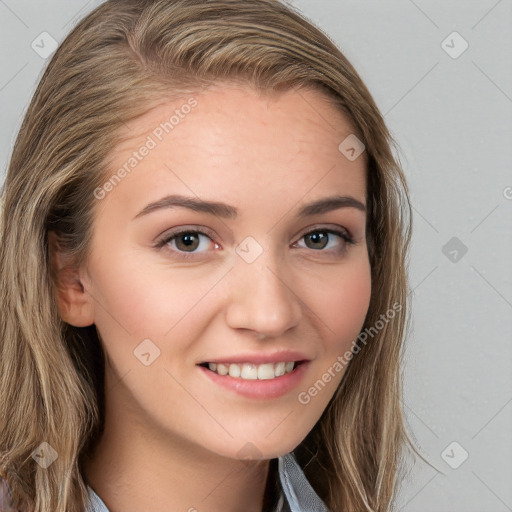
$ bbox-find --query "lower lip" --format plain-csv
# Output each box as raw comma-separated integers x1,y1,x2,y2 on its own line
198,362,310,399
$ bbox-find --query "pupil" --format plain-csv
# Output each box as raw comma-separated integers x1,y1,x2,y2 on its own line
308,232,327,249
177,233,198,251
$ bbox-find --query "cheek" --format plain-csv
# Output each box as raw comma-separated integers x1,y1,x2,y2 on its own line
86,249,223,356
301,256,372,353
329,267,371,347
292,258,371,423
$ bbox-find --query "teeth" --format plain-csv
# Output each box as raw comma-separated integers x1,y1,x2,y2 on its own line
228,364,241,378
216,363,228,376
241,363,258,380
257,363,275,380
274,362,286,377
207,361,297,380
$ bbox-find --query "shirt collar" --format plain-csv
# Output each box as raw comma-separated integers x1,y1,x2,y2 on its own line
86,452,328,512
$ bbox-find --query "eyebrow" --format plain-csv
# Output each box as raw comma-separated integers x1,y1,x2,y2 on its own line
133,194,366,220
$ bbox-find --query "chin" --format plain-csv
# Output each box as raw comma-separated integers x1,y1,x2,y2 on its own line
212,431,309,462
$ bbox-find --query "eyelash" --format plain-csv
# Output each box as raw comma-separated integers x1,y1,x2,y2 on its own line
154,226,356,261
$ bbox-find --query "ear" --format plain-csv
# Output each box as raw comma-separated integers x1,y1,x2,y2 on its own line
48,230,95,327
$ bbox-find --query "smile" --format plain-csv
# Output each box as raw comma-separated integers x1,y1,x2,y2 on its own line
202,361,298,380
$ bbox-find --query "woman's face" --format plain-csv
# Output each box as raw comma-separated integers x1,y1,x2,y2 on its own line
76,84,371,460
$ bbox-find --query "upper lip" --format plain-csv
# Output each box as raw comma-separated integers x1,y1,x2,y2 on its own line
198,350,311,365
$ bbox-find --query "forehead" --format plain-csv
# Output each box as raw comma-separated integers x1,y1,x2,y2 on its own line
102,84,367,215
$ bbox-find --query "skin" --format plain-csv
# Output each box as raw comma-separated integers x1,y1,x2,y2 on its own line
52,83,371,512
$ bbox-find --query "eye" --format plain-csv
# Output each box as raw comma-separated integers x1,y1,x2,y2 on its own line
155,225,356,261
294,227,355,254
155,228,218,261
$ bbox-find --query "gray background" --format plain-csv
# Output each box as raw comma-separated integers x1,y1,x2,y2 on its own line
1,1,511,510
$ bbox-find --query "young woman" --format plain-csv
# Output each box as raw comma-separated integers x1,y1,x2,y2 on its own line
0,1,420,510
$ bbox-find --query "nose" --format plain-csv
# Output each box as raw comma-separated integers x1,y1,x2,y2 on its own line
224,249,303,339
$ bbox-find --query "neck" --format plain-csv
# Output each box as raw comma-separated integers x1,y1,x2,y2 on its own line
82,380,272,512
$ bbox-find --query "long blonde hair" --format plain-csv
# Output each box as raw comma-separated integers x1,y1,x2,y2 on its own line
0,1,421,510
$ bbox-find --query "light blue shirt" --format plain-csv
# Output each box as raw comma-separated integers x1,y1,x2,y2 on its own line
86,452,329,512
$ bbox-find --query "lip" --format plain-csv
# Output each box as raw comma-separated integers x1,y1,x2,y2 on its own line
198,350,310,365
198,360,310,399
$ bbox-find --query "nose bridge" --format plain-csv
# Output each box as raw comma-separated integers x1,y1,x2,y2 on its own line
225,238,302,337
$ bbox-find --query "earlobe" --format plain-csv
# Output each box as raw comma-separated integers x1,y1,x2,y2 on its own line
48,230,95,327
